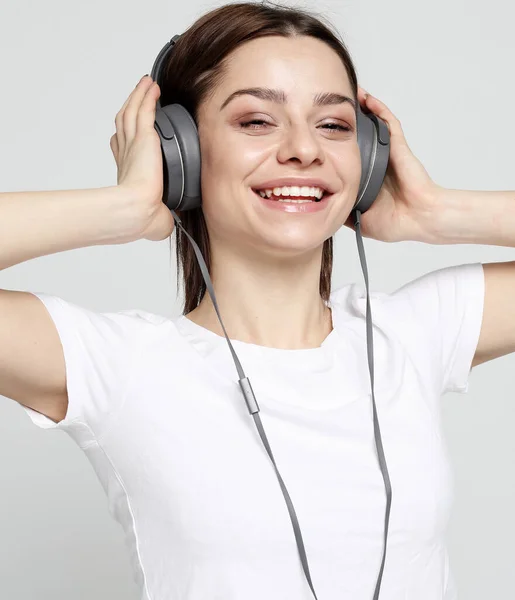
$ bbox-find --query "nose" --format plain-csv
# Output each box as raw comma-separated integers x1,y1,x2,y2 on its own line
276,122,325,167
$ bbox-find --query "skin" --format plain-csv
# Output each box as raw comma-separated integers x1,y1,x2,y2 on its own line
186,34,362,349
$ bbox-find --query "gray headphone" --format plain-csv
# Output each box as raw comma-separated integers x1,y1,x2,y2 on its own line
151,34,392,600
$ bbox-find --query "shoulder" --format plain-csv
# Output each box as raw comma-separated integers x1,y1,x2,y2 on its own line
329,263,484,395
329,262,483,324
31,292,174,353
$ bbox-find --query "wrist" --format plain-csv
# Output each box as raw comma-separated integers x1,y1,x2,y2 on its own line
105,185,148,244
418,186,473,245
422,186,514,246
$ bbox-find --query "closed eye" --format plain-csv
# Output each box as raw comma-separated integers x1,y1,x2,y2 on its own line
239,120,351,132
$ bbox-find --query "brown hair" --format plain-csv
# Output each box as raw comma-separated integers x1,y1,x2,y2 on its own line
160,1,359,314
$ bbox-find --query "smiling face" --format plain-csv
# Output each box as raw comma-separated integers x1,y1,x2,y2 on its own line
195,34,362,259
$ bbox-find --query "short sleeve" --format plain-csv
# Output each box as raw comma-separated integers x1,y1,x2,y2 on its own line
20,292,157,440
383,262,485,395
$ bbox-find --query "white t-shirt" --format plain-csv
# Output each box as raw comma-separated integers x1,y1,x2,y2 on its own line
21,262,485,600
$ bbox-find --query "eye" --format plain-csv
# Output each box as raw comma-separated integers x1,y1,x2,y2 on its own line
322,123,351,132
239,120,352,133
239,119,270,130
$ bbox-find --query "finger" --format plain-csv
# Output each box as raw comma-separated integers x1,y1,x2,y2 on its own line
121,76,155,148
360,92,405,142
114,85,136,157
110,133,118,163
114,75,152,156
136,81,161,136
357,85,369,103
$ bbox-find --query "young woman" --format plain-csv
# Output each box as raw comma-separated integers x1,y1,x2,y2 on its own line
1,2,513,599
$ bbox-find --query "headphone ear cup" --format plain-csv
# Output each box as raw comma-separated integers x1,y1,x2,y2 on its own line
355,103,390,214
154,103,202,211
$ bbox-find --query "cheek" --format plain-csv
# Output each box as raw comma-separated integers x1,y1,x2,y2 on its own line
329,143,362,186
201,135,256,175
200,135,264,200
199,156,243,219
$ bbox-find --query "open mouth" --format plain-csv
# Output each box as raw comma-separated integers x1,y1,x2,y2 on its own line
251,188,328,203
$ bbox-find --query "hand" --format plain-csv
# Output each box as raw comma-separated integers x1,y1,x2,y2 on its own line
344,86,443,243
110,75,175,241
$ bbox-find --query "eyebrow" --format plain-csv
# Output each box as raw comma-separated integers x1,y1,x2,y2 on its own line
220,87,357,113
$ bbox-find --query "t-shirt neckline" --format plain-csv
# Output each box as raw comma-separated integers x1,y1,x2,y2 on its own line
174,309,340,368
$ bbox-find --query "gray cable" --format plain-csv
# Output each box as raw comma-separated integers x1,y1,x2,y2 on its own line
171,207,392,599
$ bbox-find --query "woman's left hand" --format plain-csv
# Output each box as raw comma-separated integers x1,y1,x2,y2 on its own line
344,86,443,243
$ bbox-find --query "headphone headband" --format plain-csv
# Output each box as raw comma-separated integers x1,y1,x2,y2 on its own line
151,32,390,215
151,34,181,103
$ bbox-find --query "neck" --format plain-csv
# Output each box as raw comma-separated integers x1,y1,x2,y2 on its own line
185,244,333,349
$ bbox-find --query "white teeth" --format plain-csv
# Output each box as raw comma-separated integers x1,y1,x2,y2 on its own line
254,185,325,200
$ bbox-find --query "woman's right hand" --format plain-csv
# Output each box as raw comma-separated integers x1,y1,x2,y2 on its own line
110,75,175,242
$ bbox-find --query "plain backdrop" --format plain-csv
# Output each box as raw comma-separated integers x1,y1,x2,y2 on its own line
0,0,514,598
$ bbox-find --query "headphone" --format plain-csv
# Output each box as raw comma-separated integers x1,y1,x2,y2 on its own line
151,34,390,217
150,34,392,600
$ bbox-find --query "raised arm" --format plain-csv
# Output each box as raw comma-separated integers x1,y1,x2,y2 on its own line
0,185,140,423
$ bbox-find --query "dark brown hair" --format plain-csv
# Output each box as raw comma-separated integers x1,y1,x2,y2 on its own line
160,1,359,315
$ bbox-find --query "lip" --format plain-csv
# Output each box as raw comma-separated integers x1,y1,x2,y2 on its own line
251,176,337,194
251,188,333,213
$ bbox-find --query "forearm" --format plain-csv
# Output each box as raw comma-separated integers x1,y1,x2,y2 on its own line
0,186,140,271
425,187,515,247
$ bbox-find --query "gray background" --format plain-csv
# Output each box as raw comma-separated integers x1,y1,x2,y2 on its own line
0,0,513,597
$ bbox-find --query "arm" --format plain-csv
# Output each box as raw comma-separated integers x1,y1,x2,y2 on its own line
349,90,515,370
427,188,515,368
0,185,141,422
0,186,142,272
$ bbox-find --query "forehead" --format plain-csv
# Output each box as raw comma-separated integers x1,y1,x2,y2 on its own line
217,35,353,96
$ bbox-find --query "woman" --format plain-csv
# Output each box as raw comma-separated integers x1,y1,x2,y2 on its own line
2,2,513,599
